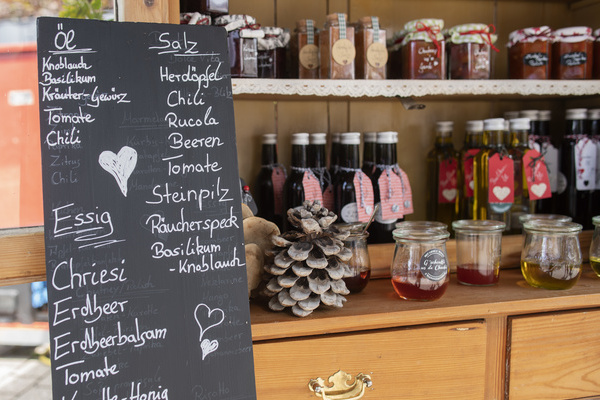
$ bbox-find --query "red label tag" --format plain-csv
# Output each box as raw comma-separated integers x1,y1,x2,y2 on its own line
302,171,323,204
395,166,413,215
488,153,514,204
271,166,286,215
438,159,458,204
322,184,335,211
353,171,375,223
463,149,479,198
378,168,404,220
523,150,552,200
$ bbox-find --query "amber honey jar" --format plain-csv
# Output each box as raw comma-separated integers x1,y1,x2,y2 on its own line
552,26,594,79
447,23,498,79
320,13,356,79
508,26,553,79
257,27,290,79
594,28,600,79
292,19,320,79
355,16,388,79
400,18,446,79
216,15,264,78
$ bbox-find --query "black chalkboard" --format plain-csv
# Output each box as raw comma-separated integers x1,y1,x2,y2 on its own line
37,17,257,400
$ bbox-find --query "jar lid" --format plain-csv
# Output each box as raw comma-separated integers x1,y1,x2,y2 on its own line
404,18,444,32
340,132,361,145
363,132,377,143
447,23,498,45
452,219,506,233
377,131,396,144
588,109,600,120
401,18,444,45
326,13,349,25
291,132,310,145
262,133,277,144
593,215,600,226
392,227,450,242
519,214,572,224
484,118,505,131
395,220,447,231
357,16,381,29
566,108,588,120
258,26,291,50
553,26,594,43
519,110,539,121
296,19,316,29
539,110,552,121
522,220,583,234
465,120,484,133
510,118,531,131
310,133,327,145
507,26,553,47
181,12,211,25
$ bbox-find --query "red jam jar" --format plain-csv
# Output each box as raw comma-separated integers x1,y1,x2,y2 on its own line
508,26,553,79
447,23,498,79
594,28,600,79
216,15,264,78
292,19,320,79
320,13,356,79
257,27,290,79
355,16,387,79
400,18,446,79
552,26,594,79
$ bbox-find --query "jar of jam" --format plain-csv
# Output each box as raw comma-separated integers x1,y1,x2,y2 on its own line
400,19,446,79
355,16,387,79
507,26,553,79
552,26,594,79
447,23,498,79
320,13,356,79
257,27,290,79
216,15,264,78
521,220,583,290
391,227,450,301
292,19,320,79
386,30,406,79
594,28,600,79
342,231,371,293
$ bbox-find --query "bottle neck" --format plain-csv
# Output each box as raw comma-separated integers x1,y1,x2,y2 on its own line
330,142,340,167
590,119,600,137
376,143,394,165
261,144,277,165
483,130,505,147
509,130,529,147
340,143,360,169
363,141,376,165
464,132,482,148
435,134,453,147
309,144,326,168
291,144,308,168
538,120,550,137
566,119,586,137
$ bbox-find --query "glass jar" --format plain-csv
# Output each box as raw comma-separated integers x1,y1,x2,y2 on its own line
591,216,600,277
257,27,290,78
594,28,600,79
355,16,387,79
216,15,264,78
521,220,583,289
387,30,406,79
342,231,371,293
400,19,446,79
518,214,572,226
391,228,450,301
447,23,498,79
320,13,356,79
452,220,505,286
395,221,447,232
292,19,320,79
552,26,594,79
507,26,553,79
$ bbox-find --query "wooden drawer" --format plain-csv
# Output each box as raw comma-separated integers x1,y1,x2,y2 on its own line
253,321,487,400
508,309,600,400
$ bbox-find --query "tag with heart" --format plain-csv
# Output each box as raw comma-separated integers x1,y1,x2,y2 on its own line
574,138,597,191
200,338,219,360
194,303,225,343
98,146,138,197
488,153,514,204
463,149,480,198
438,159,458,203
523,150,551,200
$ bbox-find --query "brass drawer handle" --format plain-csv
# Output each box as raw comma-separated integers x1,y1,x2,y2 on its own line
308,370,373,400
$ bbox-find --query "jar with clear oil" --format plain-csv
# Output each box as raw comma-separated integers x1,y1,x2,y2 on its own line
521,220,583,289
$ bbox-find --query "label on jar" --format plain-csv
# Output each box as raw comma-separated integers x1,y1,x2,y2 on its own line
463,149,479,198
377,168,404,220
574,137,597,191
561,52,588,67
271,166,286,215
523,52,549,67
353,171,374,222
299,44,319,70
302,171,324,204
438,159,458,204
488,153,514,205
366,42,388,68
419,249,448,282
523,150,552,200
332,38,356,66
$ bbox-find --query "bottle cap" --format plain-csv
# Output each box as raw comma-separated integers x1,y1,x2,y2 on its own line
519,110,539,121
340,132,361,145
436,121,454,133
465,120,484,133
566,108,587,120
291,132,310,145
484,118,505,131
364,132,377,142
510,118,531,131
376,131,396,144
331,132,341,143
262,133,277,144
538,110,551,121
588,109,600,120
310,133,327,144
504,111,519,120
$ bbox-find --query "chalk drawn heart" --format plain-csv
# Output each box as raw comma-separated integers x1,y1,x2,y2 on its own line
200,338,219,360
492,186,511,201
442,189,457,201
99,146,137,197
530,183,547,198
469,180,475,191
194,303,225,343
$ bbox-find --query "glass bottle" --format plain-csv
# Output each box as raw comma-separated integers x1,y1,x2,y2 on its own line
370,131,403,243
391,227,450,301
589,109,600,215
591,215,600,277
342,231,371,293
334,132,374,224
320,13,355,79
458,120,483,219
361,132,377,178
473,118,513,231
534,110,558,214
355,16,387,79
503,111,519,146
309,133,334,211
520,110,539,149
292,19,320,79
329,132,341,181
255,133,286,228
508,117,534,234
426,121,459,230
521,220,583,289
557,108,597,229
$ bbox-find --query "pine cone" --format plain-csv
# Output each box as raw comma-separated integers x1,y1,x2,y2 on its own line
261,201,353,317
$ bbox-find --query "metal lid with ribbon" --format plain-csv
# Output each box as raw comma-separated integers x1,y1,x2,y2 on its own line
214,14,265,39
448,23,499,52
552,26,594,43
257,27,291,51
507,26,553,47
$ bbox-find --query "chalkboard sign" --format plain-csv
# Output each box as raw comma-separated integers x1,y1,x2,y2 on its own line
37,17,257,400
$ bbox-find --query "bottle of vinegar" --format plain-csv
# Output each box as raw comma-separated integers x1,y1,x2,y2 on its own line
534,110,559,214
458,120,483,220
329,132,341,182
255,133,286,228
362,131,377,178
589,109,600,217
309,133,334,211
508,117,534,234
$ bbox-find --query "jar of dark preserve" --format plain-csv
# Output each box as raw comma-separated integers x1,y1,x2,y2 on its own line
216,15,264,78
552,26,594,79
257,27,290,79
355,16,388,79
320,13,356,79
594,28,600,79
447,23,498,79
386,30,406,79
507,26,553,79
400,18,446,79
